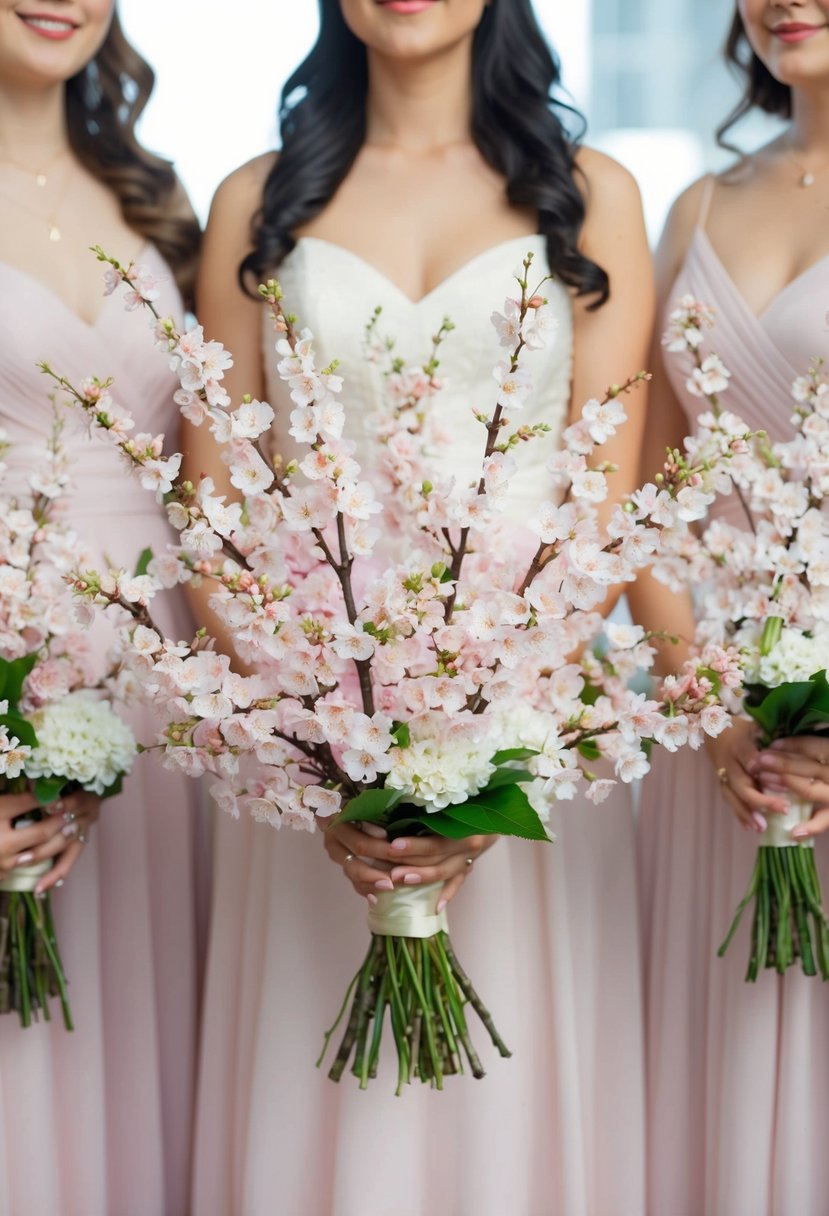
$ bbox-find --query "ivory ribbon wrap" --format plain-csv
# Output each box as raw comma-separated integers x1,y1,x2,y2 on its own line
759,795,814,849
367,880,449,938
0,859,51,893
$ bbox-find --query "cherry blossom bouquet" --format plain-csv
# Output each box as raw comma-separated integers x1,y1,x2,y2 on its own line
0,421,136,1028
658,297,829,980
43,249,737,1088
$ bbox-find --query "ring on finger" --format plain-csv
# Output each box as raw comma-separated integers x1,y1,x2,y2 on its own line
716,767,729,786
78,831,88,845
465,857,474,868
63,810,77,823
343,853,356,868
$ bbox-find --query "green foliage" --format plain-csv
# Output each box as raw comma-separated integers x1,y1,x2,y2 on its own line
0,654,38,710
133,547,154,577
744,670,829,743
33,776,65,805
337,787,405,825
0,713,37,750
426,784,549,842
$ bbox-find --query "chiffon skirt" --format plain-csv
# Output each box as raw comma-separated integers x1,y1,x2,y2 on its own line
639,749,829,1216
193,789,646,1216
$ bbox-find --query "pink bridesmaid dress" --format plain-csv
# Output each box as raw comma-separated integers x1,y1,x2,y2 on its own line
0,247,206,1216
192,236,647,1216
639,177,829,1216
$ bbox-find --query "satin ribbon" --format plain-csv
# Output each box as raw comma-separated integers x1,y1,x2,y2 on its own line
367,880,449,938
0,859,51,893
759,795,814,849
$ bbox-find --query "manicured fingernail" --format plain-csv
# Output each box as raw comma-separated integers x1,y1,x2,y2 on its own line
14,852,34,866
792,825,810,839
53,799,63,813
62,823,78,838
752,811,767,832
390,838,407,852
361,823,387,839
403,872,422,885
34,887,47,899
436,898,447,913
54,878,65,889
366,893,378,906
756,754,780,769
770,739,787,749
374,878,394,891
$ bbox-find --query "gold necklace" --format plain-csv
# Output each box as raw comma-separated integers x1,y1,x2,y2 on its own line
0,156,73,241
785,147,829,188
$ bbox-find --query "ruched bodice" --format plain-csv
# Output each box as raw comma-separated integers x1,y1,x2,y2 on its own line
264,235,573,521
666,228,829,436
0,244,181,521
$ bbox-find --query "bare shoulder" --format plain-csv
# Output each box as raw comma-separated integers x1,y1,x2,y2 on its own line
208,152,277,227
574,145,642,208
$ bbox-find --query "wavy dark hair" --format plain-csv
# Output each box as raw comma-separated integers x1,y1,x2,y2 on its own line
240,0,608,307
717,11,792,152
66,10,201,308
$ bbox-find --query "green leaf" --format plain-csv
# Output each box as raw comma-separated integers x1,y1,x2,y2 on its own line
0,653,39,709
420,811,476,840
577,739,601,761
744,681,814,736
133,547,154,577
795,709,829,735
34,776,67,805
0,714,37,749
437,784,550,842
336,787,405,825
98,774,124,800
491,747,539,765
390,721,410,749
580,681,601,707
483,767,534,790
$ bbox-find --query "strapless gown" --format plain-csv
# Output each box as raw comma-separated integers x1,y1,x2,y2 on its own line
0,248,206,1216
192,236,646,1216
639,225,829,1216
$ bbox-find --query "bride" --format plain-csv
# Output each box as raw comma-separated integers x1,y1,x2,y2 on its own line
187,2,653,1213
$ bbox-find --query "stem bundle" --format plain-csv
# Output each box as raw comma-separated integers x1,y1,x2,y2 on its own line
318,931,510,1093
718,845,829,981
0,891,72,1028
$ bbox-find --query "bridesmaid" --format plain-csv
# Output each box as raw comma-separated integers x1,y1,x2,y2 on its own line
188,2,653,1214
0,3,203,1214
631,3,829,1213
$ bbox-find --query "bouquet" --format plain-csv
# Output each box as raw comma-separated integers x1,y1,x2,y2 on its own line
658,297,829,979
42,250,737,1087
0,422,136,1027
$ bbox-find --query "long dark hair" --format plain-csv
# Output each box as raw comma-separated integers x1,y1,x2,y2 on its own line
66,11,201,307
717,11,792,152
240,0,608,307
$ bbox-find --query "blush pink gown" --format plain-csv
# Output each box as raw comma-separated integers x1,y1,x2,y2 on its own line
0,247,206,1216
639,178,829,1216
192,236,647,1216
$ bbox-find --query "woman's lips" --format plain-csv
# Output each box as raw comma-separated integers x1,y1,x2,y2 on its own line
771,22,825,43
16,13,78,40
377,1,438,13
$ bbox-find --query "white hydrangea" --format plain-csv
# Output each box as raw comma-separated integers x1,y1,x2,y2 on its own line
385,730,495,810
750,628,827,688
25,691,136,794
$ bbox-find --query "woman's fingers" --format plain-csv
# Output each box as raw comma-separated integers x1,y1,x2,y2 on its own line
0,792,40,821
754,749,829,783
323,831,391,896
35,839,87,895
793,806,829,841
22,813,95,865
0,810,66,859
769,736,829,765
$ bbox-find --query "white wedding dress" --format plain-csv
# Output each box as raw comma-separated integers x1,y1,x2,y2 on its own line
192,235,646,1216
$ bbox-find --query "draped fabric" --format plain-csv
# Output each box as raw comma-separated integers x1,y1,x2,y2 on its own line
0,249,207,1216
640,220,829,1216
192,235,647,1216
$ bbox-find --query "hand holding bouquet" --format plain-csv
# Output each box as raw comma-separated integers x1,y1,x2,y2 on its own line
659,298,829,979
43,250,738,1084
0,422,136,1027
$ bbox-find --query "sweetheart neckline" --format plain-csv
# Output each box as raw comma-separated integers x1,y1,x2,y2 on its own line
287,233,548,307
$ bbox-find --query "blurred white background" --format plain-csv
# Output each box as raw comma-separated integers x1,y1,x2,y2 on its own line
120,0,778,241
